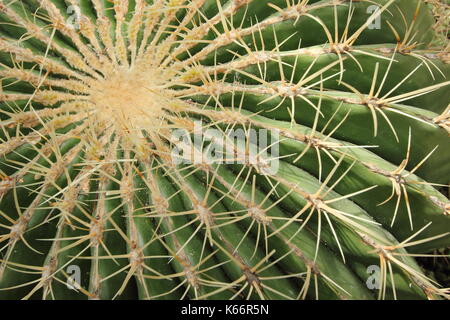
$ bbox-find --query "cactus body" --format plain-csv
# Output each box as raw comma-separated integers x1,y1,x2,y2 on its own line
0,0,449,300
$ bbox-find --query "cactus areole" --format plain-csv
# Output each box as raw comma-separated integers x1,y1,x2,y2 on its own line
0,0,449,300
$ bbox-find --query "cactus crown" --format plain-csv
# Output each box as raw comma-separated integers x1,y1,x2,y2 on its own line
0,0,449,300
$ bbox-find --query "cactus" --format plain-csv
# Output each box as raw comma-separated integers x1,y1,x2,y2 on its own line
0,0,449,300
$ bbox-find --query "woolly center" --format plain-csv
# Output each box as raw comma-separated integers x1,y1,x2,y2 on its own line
89,65,168,130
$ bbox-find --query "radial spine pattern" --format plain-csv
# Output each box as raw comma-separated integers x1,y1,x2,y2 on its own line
0,0,449,300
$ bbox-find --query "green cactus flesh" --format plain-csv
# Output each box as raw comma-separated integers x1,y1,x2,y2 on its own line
0,0,449,300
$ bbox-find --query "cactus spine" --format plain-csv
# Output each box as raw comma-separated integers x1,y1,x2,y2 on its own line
0,0,449,300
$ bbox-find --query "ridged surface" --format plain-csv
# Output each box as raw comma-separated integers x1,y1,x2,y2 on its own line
0,0,449,300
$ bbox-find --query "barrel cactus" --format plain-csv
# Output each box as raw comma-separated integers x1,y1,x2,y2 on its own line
0,0,449,300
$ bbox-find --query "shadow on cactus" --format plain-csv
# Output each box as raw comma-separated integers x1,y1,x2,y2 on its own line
0,0,449,300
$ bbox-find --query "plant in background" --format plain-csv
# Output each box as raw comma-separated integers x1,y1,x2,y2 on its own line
424,0,449,50
0,0,449,300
